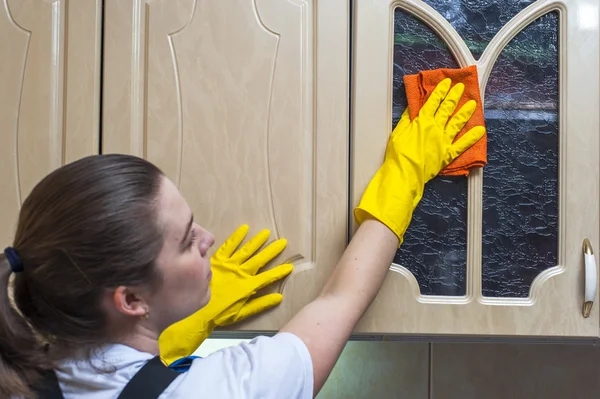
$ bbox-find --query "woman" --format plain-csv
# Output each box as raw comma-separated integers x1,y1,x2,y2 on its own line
0,78,484,398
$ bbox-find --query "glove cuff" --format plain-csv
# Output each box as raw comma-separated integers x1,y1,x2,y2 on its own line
353,164,424,246
354,207,406,247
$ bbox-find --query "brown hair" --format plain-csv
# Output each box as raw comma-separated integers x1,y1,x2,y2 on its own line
0,154,166,397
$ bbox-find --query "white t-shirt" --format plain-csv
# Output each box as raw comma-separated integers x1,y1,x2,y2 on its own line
55,332,313,398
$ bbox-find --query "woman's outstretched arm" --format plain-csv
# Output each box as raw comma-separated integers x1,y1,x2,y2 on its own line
280,78,486,397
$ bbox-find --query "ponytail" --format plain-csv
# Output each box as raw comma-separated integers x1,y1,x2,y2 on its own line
0,254,48,398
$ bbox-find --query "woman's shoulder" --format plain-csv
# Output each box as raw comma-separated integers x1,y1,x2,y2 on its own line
55,333,313,398
56,343,155,398
165,332,314,399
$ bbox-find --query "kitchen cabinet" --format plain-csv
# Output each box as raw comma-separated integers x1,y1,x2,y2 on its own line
0,0,102,245
351,0,599,337
1,0,598,338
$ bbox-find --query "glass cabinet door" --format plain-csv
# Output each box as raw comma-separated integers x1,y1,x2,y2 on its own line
351,0,599,337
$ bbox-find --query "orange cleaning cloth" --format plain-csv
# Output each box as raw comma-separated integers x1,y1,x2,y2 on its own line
403,65,487,176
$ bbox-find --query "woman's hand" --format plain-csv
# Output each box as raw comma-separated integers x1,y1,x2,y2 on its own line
354,78,485,245
158,224,292,365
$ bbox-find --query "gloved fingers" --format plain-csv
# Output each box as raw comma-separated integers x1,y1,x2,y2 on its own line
242,238,288,274
447,126,486,160
419,78,452,117
214,224,249,259
228,293,284,324
444,99,477,142
252,263,294,291
229,228,271,264
434,82,465,127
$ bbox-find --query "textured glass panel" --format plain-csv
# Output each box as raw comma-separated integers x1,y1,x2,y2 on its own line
482,12,559,297
392,9,467,296
423,0,537,59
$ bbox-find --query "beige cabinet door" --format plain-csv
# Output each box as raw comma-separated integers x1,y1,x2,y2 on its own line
0,0,102,245
102,0,350,331
352,0,599,337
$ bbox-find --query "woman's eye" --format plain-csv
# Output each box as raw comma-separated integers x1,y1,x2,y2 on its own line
187,228,197,249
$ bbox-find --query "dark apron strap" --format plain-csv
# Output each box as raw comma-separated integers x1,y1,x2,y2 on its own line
33,369,65,399
117,356,181,399
34,356,184,399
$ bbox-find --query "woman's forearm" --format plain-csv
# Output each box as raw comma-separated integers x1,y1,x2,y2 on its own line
280,219,399,396
318,218,398,312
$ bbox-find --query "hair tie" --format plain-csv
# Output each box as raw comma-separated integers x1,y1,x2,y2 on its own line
4,247,24,273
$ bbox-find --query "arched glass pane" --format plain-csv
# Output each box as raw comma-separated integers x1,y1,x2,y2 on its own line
392,8,467,296
481,12,559,298
424,0,537,59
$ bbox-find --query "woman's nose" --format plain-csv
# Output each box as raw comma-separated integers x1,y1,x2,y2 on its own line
195,224,215,256
204,231,215,250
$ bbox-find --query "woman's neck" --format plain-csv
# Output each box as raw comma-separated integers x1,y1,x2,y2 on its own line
115,324,160,355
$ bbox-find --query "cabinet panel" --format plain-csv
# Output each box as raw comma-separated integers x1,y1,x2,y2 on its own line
0,0,102,245
102,0,349,331
431,342,600,399
352,0,599,336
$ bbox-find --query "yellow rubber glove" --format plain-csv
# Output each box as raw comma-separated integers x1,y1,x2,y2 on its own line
354,78,485,245
158,224,293,365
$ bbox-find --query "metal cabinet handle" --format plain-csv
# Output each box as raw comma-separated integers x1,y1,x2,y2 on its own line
582,239,597,318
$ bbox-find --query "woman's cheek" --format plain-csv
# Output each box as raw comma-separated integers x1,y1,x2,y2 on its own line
189,253,208,279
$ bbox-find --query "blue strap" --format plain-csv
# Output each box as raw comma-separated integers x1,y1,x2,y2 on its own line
168,355,201,373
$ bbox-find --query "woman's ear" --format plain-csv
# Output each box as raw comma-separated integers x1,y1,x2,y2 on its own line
110,286,149,318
